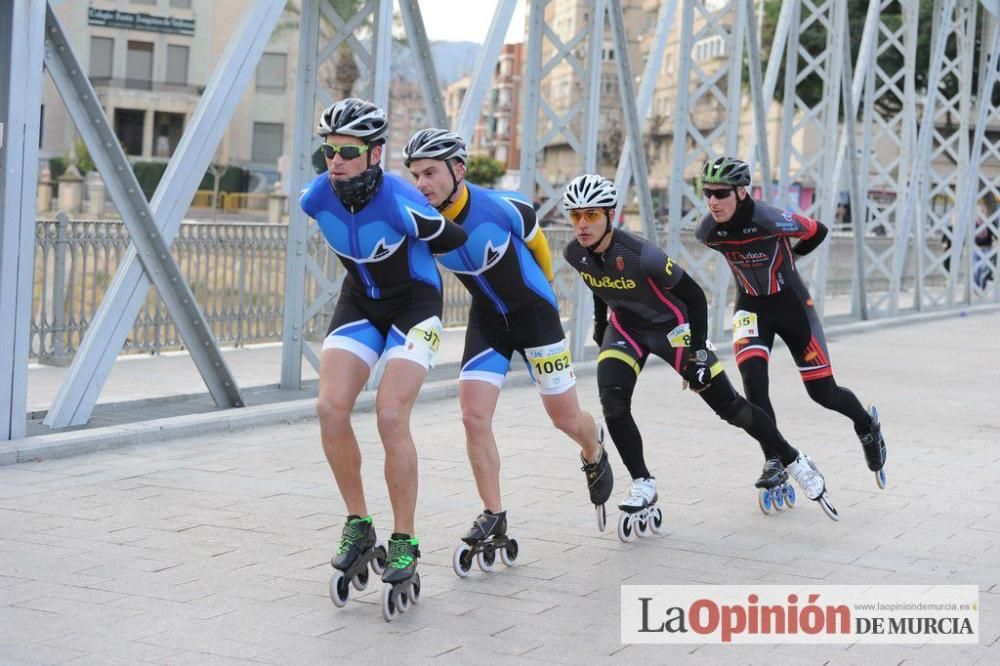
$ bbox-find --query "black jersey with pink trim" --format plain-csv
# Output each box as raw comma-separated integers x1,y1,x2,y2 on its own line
695,200,822,297
564,229,688,332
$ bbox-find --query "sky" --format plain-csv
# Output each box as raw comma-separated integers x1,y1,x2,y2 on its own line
417,0,526,44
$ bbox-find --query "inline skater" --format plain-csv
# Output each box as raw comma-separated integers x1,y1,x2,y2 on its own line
695,157,887,491
403,129,614,565
562,174,839,533
300,100,468,620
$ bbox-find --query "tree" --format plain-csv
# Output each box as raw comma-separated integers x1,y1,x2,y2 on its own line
464,155,505,187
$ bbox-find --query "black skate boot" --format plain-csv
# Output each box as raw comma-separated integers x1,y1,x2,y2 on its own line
858,404,887,489
580,436,614,532
754,458,795,515
328,516,386,608
380,534,421,622
453,510,519,577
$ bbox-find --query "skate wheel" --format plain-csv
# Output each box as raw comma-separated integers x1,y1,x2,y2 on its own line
757,488,773,515
649,506,665,534
876,468,887,490
818,494,840,522
370,543,387,576
500,538,518,566
397,587,410,612
617,512,637,543
409,572,421,605
351,566,369,592
596,504,607,532
452,543,473,578
772,488,785,512
636,514,650,537
329,569,350,608
381,584,397,622
476,547,496,572
784,483,796,508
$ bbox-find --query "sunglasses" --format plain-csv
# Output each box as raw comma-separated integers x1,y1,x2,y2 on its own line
321,143,370,160
568,209,608,224
702,187,735,200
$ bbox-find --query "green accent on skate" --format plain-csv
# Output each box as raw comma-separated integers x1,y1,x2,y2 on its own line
336,516,372,555
386,537,419,570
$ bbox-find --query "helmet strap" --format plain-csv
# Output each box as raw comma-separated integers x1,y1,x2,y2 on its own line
437,159,463,212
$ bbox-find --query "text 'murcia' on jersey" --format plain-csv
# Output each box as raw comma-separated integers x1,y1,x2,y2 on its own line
564,228,690,332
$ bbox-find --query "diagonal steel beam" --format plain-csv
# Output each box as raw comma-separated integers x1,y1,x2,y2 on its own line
281,0,321,389
398,0,447,129
0,0,45,440
42,4,244,420
456,0,518,140
612,0,677,227
608,0,655,239
44,0,285,427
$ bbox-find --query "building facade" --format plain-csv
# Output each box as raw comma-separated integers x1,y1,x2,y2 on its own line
41,0,296,190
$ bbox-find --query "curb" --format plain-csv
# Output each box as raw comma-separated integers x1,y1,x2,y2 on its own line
3,303,997,466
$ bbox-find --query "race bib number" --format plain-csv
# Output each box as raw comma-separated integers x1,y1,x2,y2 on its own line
401,316,443,368
525,340,575,392
667,323,691,348
732,310,759,341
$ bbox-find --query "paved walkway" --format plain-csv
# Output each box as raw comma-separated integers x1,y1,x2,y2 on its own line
2,311,998,664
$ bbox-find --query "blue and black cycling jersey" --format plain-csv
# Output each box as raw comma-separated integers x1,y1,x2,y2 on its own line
435,183,556,314
300,172,447,300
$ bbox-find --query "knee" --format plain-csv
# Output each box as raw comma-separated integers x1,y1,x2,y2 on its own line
547,405,581,437
316,395,351,430
721,397,754,428
375,402,409,440
804,378,836,407
461,404,492,438
599,385,632,421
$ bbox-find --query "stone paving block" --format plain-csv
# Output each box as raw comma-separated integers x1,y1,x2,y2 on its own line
1,313,998,663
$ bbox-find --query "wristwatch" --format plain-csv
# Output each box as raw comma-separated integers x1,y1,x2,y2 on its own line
692,349,708,363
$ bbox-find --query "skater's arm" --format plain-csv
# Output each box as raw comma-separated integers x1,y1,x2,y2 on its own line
792,219,828,256
592,293,608,346
426,219,468,253
666,273,709,351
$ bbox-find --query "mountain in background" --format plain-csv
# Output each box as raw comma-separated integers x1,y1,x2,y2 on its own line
391,41,482,85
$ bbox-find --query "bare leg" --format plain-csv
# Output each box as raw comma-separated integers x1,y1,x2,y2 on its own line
374,357,428,535
459,380,503,512
316,349,372,517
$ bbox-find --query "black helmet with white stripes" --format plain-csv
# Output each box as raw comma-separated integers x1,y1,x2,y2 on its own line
403,128,468,167
562,174,618,211
317,98,388,144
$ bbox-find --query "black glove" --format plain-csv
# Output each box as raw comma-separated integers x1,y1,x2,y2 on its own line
592,317,608,347
592,295,608,346
681,347,713,392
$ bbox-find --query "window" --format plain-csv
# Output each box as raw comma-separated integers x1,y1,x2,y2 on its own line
115,109,145,155
89,37,113,80
170,0,192,7
126,41,154,90
252,122,283,165
132,0,156,5
166,44,189,86
255,53,287,92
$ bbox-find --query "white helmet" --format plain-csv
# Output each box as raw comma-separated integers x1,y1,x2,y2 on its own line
403,128,468,166
317,98,388,144
562,174,618,211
